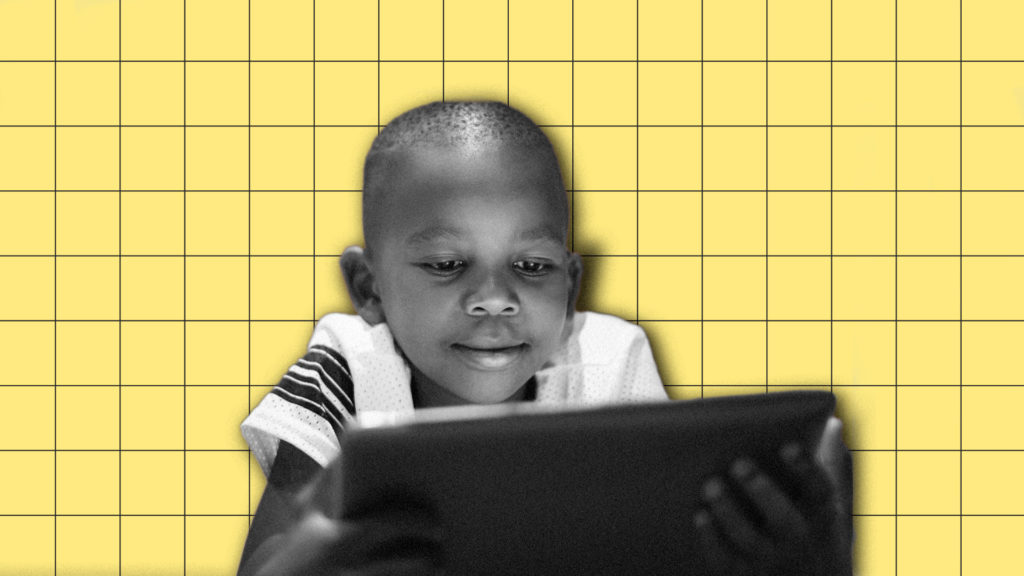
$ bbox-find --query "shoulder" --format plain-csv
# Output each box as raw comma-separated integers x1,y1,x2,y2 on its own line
537,311,666,404
309,313,401,361
570,311,651,359
273,313,376,420
573,311,645,335
307,313,375,350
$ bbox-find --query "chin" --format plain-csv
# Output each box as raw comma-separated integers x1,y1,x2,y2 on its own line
453,379,526,405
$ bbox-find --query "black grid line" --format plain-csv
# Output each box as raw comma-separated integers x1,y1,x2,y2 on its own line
2,511,1019,519
893,2,899,570
506,0,510,106
9,57,1024,63
699,0,703,399
8,187,1024,194
7,511,1024,518
765,0,769,394
52,1,57,568
441,0,445,102
2,448,271,453
117,1,123,572
31,250,1024,258
3,513,266,518
310,5,317,536
8,122,1024,129
18,251,1022,258
0,441,1005,454
377,0,381,132
13,317,1024,324
181,0,187,567
830,0,834,401
959,1,965,572
247,0,253,529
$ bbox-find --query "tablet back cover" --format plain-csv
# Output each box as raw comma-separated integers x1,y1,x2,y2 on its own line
337,390,835,575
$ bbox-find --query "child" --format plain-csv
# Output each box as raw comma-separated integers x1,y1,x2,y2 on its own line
237,101,852,576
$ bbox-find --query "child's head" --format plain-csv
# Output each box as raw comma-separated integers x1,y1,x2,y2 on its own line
341,101,582,405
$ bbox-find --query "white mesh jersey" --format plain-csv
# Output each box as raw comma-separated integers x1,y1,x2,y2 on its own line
241,311,669,476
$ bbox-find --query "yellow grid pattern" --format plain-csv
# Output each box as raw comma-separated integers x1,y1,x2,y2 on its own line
0,0,1021,574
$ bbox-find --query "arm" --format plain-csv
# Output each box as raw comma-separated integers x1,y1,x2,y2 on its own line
238,441,441,576
237,440,325,576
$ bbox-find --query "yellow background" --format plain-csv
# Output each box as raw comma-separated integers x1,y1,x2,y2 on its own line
1,0,1022,574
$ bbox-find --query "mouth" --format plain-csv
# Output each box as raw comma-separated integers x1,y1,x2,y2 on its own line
451,343,528,371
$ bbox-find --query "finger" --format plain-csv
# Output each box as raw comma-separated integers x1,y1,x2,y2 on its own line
252,512,345,576
337,511,442,565
817,418,855,519
251,511,440,576
695,509,744,576
780,443,835,509
729,458,810,543
349,557,440,576
816,418,844,468
702,478,773,560
815,417,849,491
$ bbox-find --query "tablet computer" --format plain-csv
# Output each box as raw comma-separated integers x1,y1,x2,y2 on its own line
334,390,835,575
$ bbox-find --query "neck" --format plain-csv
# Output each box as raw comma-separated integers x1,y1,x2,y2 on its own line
410,370,529,409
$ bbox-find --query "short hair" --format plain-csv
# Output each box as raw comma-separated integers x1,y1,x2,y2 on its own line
362,101,567,249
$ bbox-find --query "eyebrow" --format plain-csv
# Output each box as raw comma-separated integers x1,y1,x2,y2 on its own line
404,225,563,246
405,226,462,246
514,225,564,244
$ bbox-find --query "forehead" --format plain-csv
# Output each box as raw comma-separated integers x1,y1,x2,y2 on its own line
390,141,558,191
373,142,567,243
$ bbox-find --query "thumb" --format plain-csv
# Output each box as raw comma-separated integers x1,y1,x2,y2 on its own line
251,511,343,576
815,416,847,492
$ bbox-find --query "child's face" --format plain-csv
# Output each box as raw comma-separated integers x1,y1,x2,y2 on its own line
366,142,579,404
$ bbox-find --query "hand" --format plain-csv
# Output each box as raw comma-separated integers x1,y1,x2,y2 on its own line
694,429,853,576
247,507,441,576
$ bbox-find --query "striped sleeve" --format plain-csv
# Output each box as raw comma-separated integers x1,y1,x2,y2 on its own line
242,344,357,475
272,344,356,439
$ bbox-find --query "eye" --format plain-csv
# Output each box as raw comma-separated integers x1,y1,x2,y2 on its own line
513,260,552,276
420,260,466,275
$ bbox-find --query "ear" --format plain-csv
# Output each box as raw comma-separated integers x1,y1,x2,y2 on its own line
340,246,386,325
566,252,583,317
559,253,583,343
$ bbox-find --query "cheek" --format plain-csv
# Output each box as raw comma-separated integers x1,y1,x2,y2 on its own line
527,280,571,312
380,285,455,344
523,285,572,339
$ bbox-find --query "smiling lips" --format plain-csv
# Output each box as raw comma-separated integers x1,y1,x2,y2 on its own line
451,342,528,370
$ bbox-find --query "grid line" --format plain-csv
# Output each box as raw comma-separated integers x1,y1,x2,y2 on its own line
52,0,57,569
699,0,704,399
13,317,1024,324
506,0,510,106
829,0,834,402
182,0,188,567
894,4,899,568
7,57,1024,63
9,123,1024,128
441,0,444,101
10,446,1024,453
8,188,1024,194
247,0,254,532
959,1,965,572
117,1,123,573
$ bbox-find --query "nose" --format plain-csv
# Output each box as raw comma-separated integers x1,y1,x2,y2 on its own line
465,270,520,316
